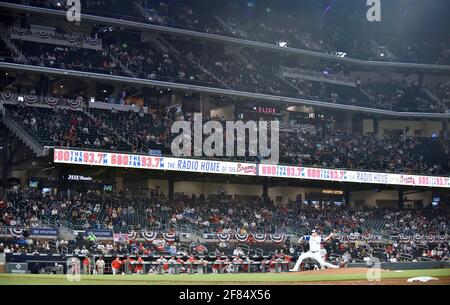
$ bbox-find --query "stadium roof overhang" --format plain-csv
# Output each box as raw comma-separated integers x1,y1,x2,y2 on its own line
1,61,449,119
1,2,450,73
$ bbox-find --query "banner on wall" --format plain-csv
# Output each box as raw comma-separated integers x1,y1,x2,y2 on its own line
53,148,450,188
84,229,113,238
113,233,130,242
258,164,450,188
30,228,58,237
53,149,257,177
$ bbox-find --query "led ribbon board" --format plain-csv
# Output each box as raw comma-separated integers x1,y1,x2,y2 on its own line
53,149,450,188
53,148,257,176
258,164,450,188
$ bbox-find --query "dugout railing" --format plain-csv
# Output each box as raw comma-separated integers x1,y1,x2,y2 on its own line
6,253,293,274
100,257,292,275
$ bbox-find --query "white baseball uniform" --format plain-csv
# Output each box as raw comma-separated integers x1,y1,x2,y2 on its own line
96,259,105,274
290,235,339,271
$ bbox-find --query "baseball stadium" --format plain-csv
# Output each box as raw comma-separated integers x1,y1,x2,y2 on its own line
0,0,449,286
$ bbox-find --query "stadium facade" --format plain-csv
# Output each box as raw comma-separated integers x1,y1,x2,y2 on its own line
0,0,449,277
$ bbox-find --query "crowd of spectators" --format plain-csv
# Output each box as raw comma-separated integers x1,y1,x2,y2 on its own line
4,27,447,113
12,40,123,75
280,129,446,175
2,188,448,237
331,239,449,264
2,3,448,114
6,0,450,65
1,187,448,263
3,103,449,175
6,104,131,151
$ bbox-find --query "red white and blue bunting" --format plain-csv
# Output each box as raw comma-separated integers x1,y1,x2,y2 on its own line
67,96,83,109
9,228,24,238
394,234,448,243
12,27,26,36
127,230,137,240
216,233,231,242
363,234,372,241
141,231,157,241
347,234,359,241
37,31,50,39
426,235,436,242
334,235,344,242
269,234,284,243
24,95,39,105
399,234,411,241
163,233,176,242
0,92,16,102
253,234,267,243
64,34,78,43
437,235,447,242
264,121,316,134
44,96,59,106
234,233,249,242
85,37,100,46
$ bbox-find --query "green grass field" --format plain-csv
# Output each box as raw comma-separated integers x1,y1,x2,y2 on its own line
0,268,449,285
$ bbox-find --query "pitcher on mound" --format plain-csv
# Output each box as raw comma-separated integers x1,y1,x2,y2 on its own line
290,229,339,271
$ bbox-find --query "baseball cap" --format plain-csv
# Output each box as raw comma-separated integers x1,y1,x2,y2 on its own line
311,230,316,233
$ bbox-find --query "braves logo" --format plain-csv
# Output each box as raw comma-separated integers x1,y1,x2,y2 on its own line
237,164,257,174
400,175,416,185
